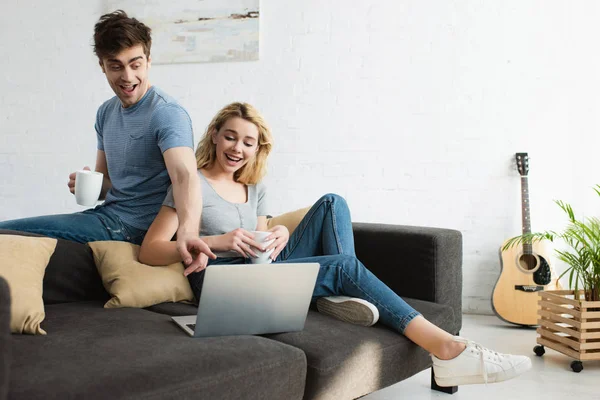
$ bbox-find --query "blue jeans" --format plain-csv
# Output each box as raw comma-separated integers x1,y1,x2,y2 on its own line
189,193,420,334
0,206,146,244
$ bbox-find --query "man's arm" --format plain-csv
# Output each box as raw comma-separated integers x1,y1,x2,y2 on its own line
163,146,200,235
94,150,112,200
162,146,208,267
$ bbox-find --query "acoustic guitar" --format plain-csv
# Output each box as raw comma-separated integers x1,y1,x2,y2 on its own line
492,153,562,326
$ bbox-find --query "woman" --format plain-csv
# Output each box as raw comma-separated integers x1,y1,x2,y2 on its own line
139,102,531,387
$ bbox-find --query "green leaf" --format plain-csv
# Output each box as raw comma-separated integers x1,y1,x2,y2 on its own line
508,185,600,296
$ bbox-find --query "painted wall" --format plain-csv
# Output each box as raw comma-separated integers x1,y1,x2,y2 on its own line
2,1,599,313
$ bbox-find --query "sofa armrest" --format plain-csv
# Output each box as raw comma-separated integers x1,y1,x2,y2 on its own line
352,222,462,332
0,276,10,400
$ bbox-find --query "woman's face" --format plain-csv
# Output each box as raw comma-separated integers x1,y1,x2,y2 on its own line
212,117,259,174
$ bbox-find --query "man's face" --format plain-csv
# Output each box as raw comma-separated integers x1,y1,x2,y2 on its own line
100,44,151,108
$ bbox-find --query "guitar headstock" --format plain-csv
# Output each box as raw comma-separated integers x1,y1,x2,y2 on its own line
516,153,529,176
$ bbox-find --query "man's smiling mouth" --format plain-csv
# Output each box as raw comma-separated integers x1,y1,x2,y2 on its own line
120,84,137,93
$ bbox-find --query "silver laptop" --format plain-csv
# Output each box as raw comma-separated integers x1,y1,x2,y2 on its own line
172,262,319,337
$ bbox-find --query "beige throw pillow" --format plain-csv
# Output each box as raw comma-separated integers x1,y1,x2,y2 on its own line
0,235,57,335
267,206,311,234
88,241,194,308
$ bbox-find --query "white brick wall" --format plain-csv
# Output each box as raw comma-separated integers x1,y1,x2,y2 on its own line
1,0,599,314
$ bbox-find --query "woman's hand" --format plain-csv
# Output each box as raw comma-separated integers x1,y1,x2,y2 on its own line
217,228,265,258
264,225,289,261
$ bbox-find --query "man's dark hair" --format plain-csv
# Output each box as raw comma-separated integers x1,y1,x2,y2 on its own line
93,10,152,61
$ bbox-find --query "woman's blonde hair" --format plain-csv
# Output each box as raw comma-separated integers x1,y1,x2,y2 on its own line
195,102,273,185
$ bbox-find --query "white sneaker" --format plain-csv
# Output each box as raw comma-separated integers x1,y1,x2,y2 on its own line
316,296,379,327
432,337,532,386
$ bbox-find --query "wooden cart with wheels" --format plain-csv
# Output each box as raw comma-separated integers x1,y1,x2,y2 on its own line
534,290,600,372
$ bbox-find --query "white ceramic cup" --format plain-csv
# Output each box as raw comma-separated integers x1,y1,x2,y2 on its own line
250,230,275,264
75,170,104,207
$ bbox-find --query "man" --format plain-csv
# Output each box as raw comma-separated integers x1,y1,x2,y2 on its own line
0,10,214,272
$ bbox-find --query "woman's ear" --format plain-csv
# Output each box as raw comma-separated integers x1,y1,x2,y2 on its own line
211,129,218,144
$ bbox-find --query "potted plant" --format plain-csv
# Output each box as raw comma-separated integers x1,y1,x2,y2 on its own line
503,184,600,302
503,184,600,372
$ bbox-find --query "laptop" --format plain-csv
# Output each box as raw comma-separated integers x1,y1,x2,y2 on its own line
172,262,320,337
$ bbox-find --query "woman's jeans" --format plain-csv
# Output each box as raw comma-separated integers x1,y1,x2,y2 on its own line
188,193,420,334
0,206,146,244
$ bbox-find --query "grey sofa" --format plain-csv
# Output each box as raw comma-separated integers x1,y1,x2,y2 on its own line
0,223,462,400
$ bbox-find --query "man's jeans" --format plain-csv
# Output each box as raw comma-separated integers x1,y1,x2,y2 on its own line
0,206,146,245
189,193,421,334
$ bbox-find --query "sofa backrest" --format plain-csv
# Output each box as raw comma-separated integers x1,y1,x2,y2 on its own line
0,230,109,304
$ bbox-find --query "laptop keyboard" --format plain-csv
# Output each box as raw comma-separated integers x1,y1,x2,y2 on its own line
186,323,196,331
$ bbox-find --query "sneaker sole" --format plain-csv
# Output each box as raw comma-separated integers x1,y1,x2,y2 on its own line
434,357,532,386
316,297,379,327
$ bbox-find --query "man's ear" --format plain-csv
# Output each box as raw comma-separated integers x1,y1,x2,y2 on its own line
99,60,106,73
147,54,152,69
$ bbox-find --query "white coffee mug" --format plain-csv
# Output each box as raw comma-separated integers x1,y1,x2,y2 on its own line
75,170,103,207
250,231,275,264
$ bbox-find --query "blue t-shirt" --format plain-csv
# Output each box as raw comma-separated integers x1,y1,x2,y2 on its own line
95,86,193,230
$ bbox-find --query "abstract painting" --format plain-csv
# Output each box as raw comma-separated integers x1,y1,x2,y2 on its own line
107,0,259,64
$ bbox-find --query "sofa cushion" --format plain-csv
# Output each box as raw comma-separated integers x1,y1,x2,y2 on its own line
88,241,195,308
0,230,109,305
9,302,307,400
145,301,198,316
0,235,57,335
267,206,310,234
144,297,456,400
265,298,455,400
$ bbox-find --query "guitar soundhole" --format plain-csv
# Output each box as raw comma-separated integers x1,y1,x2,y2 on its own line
518,253,538,271
533,256,551,285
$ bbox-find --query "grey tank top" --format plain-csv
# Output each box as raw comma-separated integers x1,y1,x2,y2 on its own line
163,171,268,257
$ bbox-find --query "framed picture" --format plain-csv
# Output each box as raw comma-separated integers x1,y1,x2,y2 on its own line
107,0,260,64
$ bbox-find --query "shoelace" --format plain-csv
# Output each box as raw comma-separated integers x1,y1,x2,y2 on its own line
454,337,503,384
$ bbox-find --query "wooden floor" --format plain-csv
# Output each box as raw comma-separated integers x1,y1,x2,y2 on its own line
363,314,599,400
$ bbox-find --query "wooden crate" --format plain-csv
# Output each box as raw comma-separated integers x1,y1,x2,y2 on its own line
537,290,600,361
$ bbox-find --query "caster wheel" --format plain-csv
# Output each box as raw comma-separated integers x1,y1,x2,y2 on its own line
570,361,583,373
533,345,545,357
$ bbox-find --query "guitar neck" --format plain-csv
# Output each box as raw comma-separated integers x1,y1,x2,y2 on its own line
521,176,532,253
